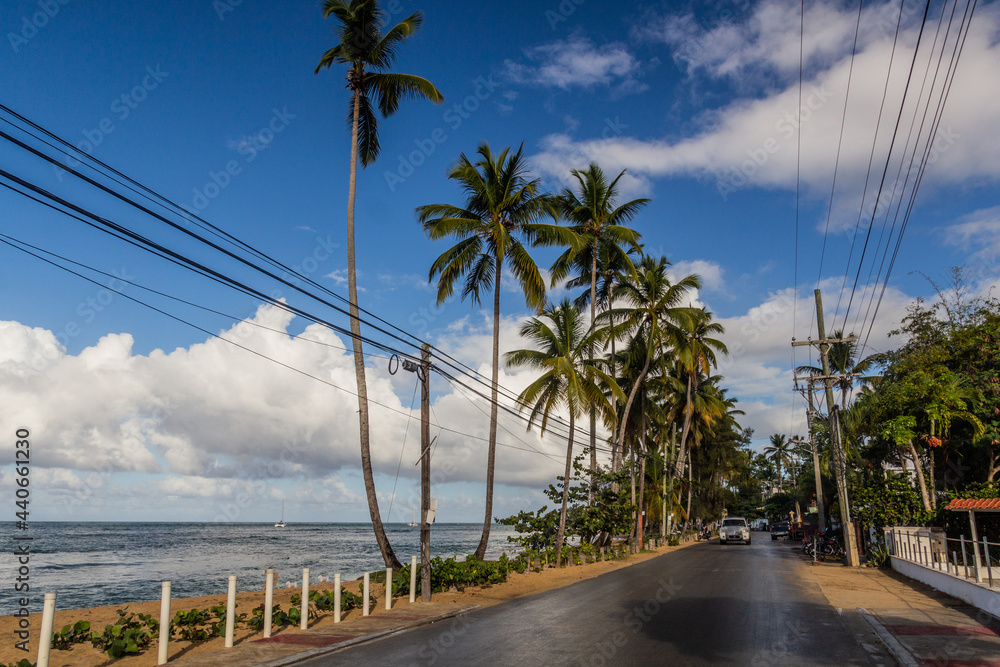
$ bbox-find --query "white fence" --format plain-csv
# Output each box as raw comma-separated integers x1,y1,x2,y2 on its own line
885,526,1000,588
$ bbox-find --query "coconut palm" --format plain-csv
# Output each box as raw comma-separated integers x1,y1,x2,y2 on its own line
602,255,701,539
763,434,793,493
505,300,622,566
550,164,647,503
672,310,728,504
315,0,443,569
796,329,877,408
418,143,572,559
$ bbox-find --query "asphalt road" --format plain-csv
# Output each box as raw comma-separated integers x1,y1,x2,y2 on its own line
297,532,875,666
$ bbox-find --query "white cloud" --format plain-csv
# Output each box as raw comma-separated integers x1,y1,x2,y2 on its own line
531,2,1000,212
942,205,1000,258
504,35,646,93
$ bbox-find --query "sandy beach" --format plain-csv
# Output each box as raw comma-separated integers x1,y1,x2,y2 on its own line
2,543,682,666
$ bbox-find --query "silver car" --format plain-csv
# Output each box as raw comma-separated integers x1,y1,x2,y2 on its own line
719,517,751,545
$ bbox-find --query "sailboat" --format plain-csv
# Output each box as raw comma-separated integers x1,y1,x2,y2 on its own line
407,508,418,528
274,502,285,528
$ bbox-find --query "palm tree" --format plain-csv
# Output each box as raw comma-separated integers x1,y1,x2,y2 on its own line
550,164,647,503
763,434,792,493
315,0,443,569
672,310,728,506
505,300,621,566
417,143,572,559
796,329,877,408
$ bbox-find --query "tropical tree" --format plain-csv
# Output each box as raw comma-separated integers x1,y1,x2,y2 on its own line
417,143,572,559
796,329,877,408
763,434,793,493
550,164,647,502
315,0,443,568
673,309,728,510
505,300,622,566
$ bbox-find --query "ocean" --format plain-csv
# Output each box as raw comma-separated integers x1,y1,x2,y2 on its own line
2,522,520,614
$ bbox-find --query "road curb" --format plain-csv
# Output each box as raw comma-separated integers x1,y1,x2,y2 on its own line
257,605,481,666
857,607,920,667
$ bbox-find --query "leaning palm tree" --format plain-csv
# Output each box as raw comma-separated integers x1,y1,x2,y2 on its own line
505,300,621,566
418,143,573,559
550,164,647,503
602,255,701,541
315,0,443,569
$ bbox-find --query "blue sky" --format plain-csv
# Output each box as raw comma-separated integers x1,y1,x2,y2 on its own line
2,0,999,523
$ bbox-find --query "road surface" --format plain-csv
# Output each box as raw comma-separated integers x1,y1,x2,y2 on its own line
297,532,878,666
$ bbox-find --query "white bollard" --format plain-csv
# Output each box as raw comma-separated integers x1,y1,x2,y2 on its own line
225,576,236,648
157,581,171,665
363,572,370,616
409,556,417,604
334,573,341,623
263,569,274,638
300,568,310,630
37,592,56,667
385,567,393,610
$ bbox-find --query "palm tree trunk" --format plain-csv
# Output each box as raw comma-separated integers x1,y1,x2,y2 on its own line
636,414,646,548
908,439,932,513
347,88,400,569
675,373,696,479
555,412,576,568
474,255,503,560
686,455,693,525
610,330,619,479
589,249,598,506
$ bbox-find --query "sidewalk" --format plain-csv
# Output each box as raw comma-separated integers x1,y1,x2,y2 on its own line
172,602,479,667
797,549,1000,666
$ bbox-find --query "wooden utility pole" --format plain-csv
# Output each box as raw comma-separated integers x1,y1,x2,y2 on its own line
792,289,860,566
419,344,431,601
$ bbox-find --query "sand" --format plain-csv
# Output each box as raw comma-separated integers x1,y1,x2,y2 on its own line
1,543,682,666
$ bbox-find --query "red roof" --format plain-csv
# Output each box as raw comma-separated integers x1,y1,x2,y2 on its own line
945,498,1000,511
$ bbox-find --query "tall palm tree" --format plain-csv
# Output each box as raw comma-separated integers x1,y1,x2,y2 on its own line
672,310,728,502
602,255,701,540
505,300,621,567
763,434,792,493
417,143,572,559
316,0,443,568
550,164,647,503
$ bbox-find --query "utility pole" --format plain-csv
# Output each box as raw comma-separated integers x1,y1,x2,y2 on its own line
419,343,431,601
792,289,860,566
791,383,826,535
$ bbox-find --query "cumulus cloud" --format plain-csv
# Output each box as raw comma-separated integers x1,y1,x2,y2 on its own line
0,304,572,513
531,1,1000,216
504,35,646,94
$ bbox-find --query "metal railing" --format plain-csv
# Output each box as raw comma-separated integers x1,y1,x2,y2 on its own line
885,527,1000,589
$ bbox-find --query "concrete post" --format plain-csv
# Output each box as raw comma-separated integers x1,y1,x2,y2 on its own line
263,569,274,638
969,510,984,583
334,573,341,623
385,567,393,610
363,572,370,616
300,568,310,629
157,581,171,665
225,576,236,648
37,592,56,667
409,556,417,603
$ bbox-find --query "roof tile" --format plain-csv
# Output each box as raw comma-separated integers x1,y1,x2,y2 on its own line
945,498,1000,511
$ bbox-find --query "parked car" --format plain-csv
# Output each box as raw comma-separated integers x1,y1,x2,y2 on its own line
719,517,751,545
771,521,790,541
